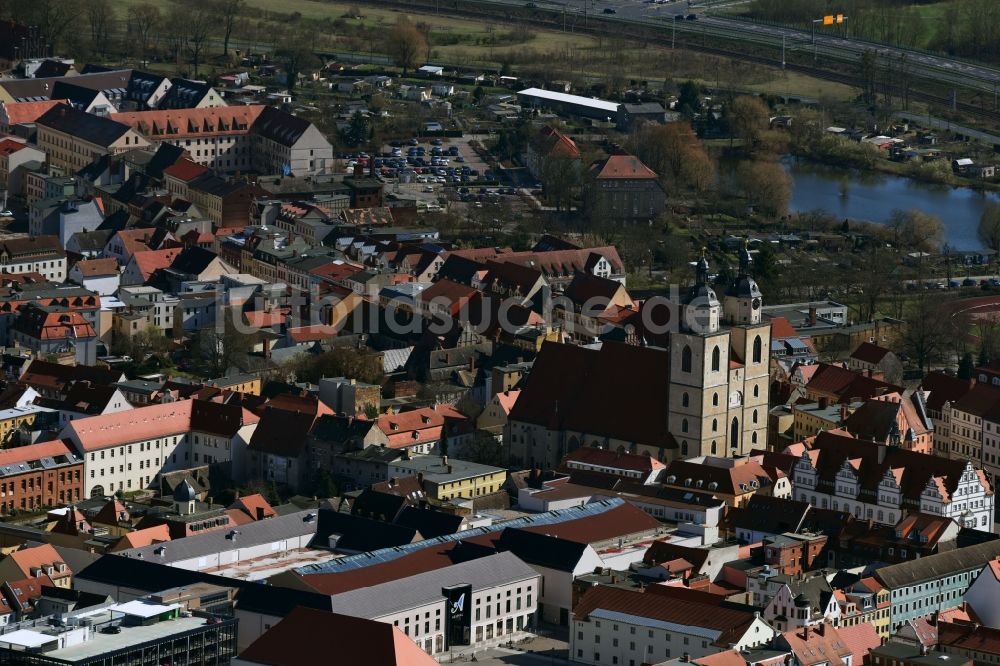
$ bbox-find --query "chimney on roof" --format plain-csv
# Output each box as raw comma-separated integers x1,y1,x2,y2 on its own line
817,623,825,636
808,306,817,327
840,404,849,422
819,396,829,410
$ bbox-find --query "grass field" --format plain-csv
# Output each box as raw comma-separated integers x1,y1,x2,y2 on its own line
103,0,857,101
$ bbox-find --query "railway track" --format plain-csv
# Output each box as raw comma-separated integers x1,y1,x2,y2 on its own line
363,0,1000,129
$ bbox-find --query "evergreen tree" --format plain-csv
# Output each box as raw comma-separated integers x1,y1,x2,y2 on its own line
958,352,975,380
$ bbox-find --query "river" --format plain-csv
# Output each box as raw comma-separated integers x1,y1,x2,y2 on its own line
784,157,1000,250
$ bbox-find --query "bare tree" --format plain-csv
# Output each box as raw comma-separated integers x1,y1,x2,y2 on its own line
214,0,244,58
187,8,213,76
86,0,115,58
735,159,791,218
386,17,427,76
900,294,953,372
979,202,1000,253
127,4,162,67
727,95,770,153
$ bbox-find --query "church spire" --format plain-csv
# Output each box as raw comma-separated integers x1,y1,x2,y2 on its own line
696,247,710,285
738,238,752,277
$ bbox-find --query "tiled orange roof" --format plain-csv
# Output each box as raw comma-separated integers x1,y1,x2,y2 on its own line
65,400,194,452
1,99,69,126
163,157,209,182
112,524,171,551
0,440,73,467
7,544,67,579
131,248,182,281
111,105,265,141
72,258,119,278
593,154,658,180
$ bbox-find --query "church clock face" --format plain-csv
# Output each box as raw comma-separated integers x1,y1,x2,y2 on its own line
751,298,761,310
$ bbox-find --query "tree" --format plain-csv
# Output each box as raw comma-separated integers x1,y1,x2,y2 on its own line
86,0,115,58
342,111,372,147
888,209,944,254
676,80,702,118
386,17,426,76
900,295,953,372
186,7,214,76
194,314,256,377
539,152,580,212
631,122,714,193
275,39,319,95
735,160,792,217
127,4,162,67
727,95,770,153
979,202,1000,253
958,352,975,380
214,0,244,57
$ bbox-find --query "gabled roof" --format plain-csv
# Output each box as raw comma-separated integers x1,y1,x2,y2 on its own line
239,607,439,666
110,524,171,552
920,371,974,412
5,544,66,579
591,154,658,180
850,341,893,365
129,248,182,281
72,258,119,279
574,585,759,642
805,363,902,402
162,157,208,182
779,625,853,666
64,400,194,452
35,104,133,147
0,99,69,126
510,341,674,449
229,494,277,521
874,535,1000,589
493,528,589,572
111,105,265,141
247,406,319,457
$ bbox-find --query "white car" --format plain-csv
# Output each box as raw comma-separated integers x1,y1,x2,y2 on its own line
423,185,435,193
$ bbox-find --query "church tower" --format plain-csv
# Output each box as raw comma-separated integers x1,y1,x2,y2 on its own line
723,240,763,326
669,252,731,459
723,240,770,456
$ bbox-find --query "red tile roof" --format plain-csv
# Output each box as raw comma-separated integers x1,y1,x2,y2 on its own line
64,400,194,452
0,440,74,468
6,544,68,580
574,585,758,641
937,621,1000,657
770,316,801,340
920,371,974,412
162,157,209,182
850,341,892,365
1,99,69,126
780,625,853,666
560,447,665,474
592,154,658,180
72,258,119,278
239,606,439,666
112,106,265,141
110,524,171,552
229,493,277,521
836,622,881,665
287,325,338,344
130,248,182,281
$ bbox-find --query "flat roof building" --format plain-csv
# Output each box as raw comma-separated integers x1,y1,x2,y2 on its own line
516,88,620,120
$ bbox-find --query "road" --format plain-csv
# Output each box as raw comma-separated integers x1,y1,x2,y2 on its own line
446,0,1000,97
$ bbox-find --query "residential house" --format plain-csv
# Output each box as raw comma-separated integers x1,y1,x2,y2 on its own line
874,538,1000,630
848,342,903,383
67,258,120,296
571,586,775,666
11,303,98,365
585,153,665,225
0,236,66,282
788,430,993,530
34,105,149,173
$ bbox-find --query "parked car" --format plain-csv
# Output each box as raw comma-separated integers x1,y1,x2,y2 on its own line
963,277,977,287
686,13,697,19
603,7,616,12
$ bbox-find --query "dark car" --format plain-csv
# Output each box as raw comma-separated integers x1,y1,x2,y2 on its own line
686,13,697,19
100,626,121,634
674,14,684,20
603,7,616,13
963,277,977,287
526,2,537,7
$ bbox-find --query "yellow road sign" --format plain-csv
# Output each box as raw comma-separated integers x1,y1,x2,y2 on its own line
823,14,834,25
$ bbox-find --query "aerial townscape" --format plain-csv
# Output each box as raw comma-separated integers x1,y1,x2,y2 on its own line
0,0,1000,664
